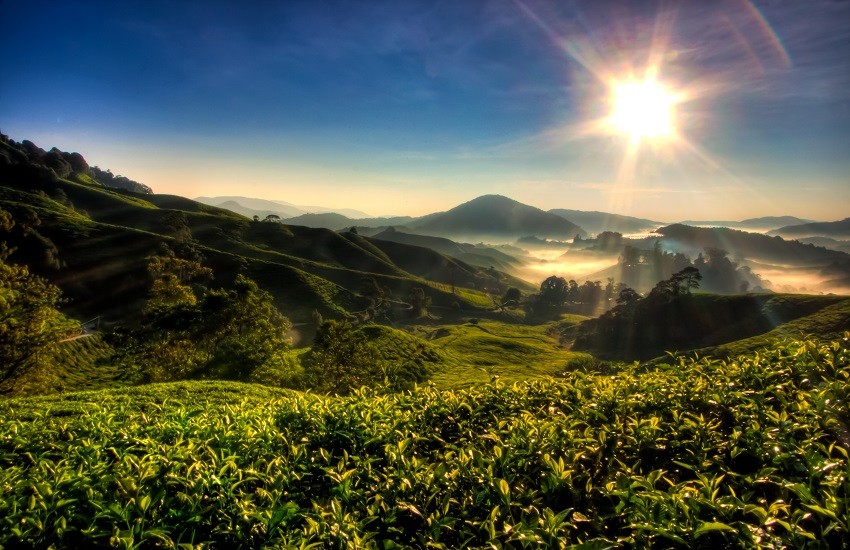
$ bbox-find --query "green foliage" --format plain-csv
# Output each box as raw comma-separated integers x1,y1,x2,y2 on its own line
306,320,387,395
0,209,80,385
119,274,292,382
1,337,848,547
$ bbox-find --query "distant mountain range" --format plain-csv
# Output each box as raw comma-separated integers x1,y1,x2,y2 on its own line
203,194,591,240
195,196,372,219
677,216,814,232
548,209,662,235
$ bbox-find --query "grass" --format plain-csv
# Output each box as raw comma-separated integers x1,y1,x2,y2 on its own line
1,336,847,548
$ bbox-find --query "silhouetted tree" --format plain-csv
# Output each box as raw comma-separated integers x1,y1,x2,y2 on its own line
677,266,702,294
501,287,521,307
540,275,568,308
408,287,431,317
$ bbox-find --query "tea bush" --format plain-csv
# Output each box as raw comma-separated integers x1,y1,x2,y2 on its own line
0,336,847,548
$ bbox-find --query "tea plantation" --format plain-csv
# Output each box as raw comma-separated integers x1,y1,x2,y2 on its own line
1,336,848,548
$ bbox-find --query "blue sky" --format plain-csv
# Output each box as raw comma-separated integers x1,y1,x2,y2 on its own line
2,0,849,220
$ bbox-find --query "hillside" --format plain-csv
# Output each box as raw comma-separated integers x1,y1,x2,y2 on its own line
409,195,587,240
0,137,508,326
371,227,524,273
768,217,850,240
549,208,661,235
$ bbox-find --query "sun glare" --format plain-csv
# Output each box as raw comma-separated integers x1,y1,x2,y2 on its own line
609,79,676,141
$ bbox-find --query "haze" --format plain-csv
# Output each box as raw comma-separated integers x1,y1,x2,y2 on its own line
2,0,849,221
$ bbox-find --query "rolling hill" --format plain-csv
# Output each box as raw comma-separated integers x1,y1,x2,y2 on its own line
0,137,510,328
370,227,524,273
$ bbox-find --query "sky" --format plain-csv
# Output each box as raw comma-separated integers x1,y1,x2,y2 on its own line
2,0,849,221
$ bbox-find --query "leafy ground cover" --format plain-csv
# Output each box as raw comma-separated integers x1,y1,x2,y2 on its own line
1,336,847,548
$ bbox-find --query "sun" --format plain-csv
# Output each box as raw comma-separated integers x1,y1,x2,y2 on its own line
608,78,676,141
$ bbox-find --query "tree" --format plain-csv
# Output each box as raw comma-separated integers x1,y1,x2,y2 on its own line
677,266,702,294
307,320,384,395
501,287,521,307
539,275,568,308
144,254,212,314
197,275,292,379
408,287,431,318
123,272,291,382
0,209,79,384
263,214,281,223
615,287,640,309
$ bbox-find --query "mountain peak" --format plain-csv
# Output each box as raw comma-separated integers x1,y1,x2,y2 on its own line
410,195,587,239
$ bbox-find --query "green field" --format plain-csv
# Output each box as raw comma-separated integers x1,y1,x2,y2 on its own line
2,336,847,548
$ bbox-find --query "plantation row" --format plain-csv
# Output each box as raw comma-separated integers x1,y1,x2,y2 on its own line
1,336,848,548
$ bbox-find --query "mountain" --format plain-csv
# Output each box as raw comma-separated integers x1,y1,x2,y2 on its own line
548,209,662,235
196,196,371,219
677,216,813,232
409,195,587,240
768,218,850,240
